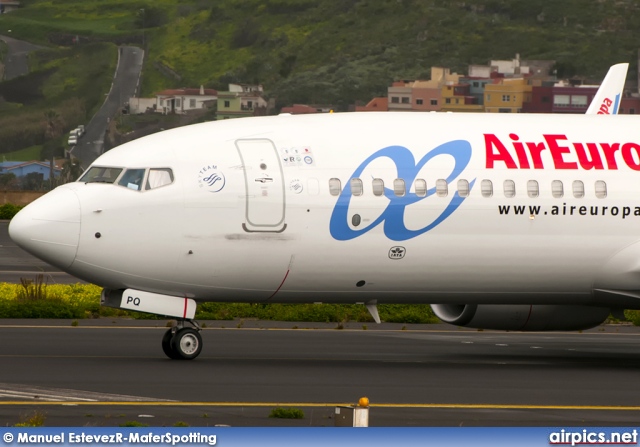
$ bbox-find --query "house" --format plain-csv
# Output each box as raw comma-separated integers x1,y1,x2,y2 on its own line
387,68,462,112
355,97,388,112
484,78,533,113
0,161,61,180
155,86,217,115
0,1,21,13
280,104,335,114
216,84,267,120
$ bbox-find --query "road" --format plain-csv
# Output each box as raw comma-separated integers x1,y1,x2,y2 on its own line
71,46,144,169
0,321,639,427
0,34,43,80
0,221,83,284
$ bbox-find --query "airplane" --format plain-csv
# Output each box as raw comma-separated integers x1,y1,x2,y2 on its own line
586,63,627,115
9,66,637,360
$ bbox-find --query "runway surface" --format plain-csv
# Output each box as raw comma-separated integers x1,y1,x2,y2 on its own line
0,320,639,427
0,221,84,284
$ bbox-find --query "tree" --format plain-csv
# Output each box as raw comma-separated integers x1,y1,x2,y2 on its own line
0,173,17,189
43,110,65,190
60,158,83,184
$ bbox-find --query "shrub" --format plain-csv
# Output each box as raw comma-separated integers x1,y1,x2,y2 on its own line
268,407,304,419
0,204,22,220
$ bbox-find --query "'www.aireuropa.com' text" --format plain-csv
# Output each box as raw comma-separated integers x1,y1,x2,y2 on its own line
7,433,217,445
549,429,638,446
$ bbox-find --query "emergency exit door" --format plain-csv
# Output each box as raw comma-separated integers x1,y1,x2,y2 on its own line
235,139,286,232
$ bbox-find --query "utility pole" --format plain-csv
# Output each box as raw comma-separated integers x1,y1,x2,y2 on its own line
140,9,145,48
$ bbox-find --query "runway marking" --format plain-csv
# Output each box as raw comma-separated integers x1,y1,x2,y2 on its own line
0,402,638,411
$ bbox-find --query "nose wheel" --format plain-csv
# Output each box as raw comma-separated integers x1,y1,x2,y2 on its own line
161,321,203,360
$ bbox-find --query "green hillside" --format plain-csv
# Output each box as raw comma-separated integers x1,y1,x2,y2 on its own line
1,0,639,112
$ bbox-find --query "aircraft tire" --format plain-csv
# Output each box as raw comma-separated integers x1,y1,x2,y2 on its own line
170,327,202,360
162,329,181,360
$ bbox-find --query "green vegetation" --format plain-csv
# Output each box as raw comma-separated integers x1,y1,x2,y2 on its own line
0,278,439,323
119,421,149,427
1,0,639,114
269,407,305,419
14,411,46,427
0,203,23,219
2,145,43,161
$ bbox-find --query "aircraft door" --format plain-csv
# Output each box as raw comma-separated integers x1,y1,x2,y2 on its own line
236,139,286,232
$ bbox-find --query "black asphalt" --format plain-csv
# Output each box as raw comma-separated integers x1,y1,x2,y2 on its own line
0,34,43,80
71,46,144,168
0,321,640,426
0,221,83,284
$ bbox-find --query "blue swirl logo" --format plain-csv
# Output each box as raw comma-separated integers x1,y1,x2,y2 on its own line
329,140,474,241
198,165,226,193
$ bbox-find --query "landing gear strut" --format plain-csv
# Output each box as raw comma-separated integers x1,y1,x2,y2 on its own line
161,320,203,360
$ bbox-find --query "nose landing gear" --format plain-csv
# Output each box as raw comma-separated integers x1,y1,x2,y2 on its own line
162,320,203,360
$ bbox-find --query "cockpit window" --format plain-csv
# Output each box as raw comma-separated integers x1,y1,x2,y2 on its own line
117,169,146,191
146,168,174,190
79,166,123,184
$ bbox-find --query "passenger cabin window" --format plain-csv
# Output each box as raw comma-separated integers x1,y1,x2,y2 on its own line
329,178,342,196
146,168,174,190
503,180,515,198
481,179,493,198
457,179,469,197
414,179,427,197
552,180,564,198
595,180,607,199
350,178,363,196
79,166,123,184
393,179,405,197
118,169,146,191
527,180,540,197
527,180,539,198
436,179,448,197
372,178,384,196
572,180,585,198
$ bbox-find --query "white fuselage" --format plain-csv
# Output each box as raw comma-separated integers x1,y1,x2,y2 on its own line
10,112,640,308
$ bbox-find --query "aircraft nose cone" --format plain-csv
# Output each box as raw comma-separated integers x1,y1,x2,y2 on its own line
9,187,81,270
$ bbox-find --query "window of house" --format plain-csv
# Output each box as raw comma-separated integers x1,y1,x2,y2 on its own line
175,99,181,108
552,180,564,198
414,179,427,197
542,96,550,103
486,94,491,101
572,180,585,198
502,95,510,102
554,95,570,107
595,180,607,199
391,97,399,104
350,178,363,196
430,99,437,106
401,97,410,104
159,99,164,106
189,99,196,108
224,100,230,108
504,180,515,198
527,180,539,198
436,179,448,197
329,178,342,196
393,179,405,197
631,108,636,114
416,99,424,105
473,82,479,88
445,98,451,104
572,95,588,107
481,179,493,198
457,179,469,197
372,178,384,196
